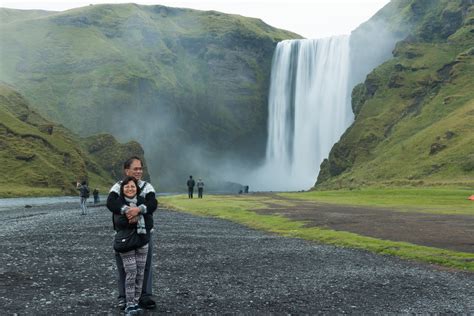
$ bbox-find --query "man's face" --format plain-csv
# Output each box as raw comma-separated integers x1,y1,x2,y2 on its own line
125,159,143,181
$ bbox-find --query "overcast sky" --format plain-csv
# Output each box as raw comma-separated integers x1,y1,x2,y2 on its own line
0,0,390,39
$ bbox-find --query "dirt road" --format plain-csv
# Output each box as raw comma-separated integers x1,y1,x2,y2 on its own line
0,202,473,314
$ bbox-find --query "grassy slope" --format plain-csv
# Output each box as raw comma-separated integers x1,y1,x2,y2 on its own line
0,84,146,197
317,0,474,189
161,192,474,271
0,4,301,189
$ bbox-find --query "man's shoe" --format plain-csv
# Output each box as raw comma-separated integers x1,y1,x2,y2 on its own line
139,296,156,309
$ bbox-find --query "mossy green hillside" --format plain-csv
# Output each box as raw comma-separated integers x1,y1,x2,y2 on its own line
161,193,474,271
0,5,301,189
317,0,474,189
0,84,148,197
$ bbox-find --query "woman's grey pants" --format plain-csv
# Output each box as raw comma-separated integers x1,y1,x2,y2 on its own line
115,233,153,299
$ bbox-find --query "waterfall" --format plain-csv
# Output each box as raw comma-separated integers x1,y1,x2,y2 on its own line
257,36,354,191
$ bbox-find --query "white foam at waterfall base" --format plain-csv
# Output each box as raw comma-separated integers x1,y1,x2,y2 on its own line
249,36,354,191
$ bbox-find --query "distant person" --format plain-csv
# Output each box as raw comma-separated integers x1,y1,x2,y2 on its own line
107,156,158,310
197,178,204,198
93,188,100,204
244,185,249,194
76,181,89,215
187,175,195,199
108,176,150,316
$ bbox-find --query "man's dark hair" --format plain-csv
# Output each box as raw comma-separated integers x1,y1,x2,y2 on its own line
120,176,141,197
81,180,87,185
123,156,142,170
189,175,193,179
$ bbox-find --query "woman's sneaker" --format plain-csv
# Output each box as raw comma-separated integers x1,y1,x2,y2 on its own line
133,304,143,314
124,304,137,315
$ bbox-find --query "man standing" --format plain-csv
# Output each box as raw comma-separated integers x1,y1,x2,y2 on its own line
93,188,100,204
106,156,158,310
187,175,195,199
197,178,204,198
77,181,89,215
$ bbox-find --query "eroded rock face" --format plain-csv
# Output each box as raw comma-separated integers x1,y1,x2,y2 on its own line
429,142,447,155
84,134,150,182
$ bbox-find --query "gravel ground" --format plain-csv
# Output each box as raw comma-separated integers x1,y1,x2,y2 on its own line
1,202,473,315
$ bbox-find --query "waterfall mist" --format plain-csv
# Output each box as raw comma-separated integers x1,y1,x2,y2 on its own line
240,37,353,191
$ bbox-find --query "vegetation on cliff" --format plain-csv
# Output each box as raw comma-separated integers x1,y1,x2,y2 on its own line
0,83,148,197
316,0,474,189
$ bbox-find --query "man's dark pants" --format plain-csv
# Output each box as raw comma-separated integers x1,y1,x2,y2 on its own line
188,188,193,198
115,234,153,299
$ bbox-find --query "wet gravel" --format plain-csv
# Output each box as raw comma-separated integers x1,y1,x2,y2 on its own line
1,202,473,314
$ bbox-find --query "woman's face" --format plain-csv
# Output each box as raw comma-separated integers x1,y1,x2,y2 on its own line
123,180,137,198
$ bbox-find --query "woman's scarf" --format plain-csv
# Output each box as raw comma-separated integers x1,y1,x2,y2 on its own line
124,196,146,235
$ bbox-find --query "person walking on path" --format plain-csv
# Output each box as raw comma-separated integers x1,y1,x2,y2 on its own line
77,181,90,215
187,175,195,199
107,156,158,310
197,178,204,198
93,188,100,204
108,176,150,315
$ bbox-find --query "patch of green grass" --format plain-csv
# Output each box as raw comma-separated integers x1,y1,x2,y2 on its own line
281,188,474,215
0,185,65,198
161,194,474,271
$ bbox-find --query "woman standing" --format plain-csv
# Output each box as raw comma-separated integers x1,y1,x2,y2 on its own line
108,176,150,315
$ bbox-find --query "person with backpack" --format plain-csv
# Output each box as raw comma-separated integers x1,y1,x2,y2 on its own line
197,178,204,198
77,180,90,215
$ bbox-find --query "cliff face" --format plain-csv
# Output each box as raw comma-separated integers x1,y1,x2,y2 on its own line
316,0,474,189
0,83,149,197
0,4,301,189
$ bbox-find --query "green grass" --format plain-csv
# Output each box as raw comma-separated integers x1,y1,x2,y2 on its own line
160,193,474,271
0,84,133,197
0,185,65,198
281,188,474,215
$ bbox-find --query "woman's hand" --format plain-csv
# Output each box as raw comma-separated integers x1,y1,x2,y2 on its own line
126,206,140,220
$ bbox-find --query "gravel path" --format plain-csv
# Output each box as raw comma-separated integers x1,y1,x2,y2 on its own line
1,202,473,314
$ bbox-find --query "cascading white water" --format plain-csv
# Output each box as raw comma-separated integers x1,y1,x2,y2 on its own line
256,36,354,191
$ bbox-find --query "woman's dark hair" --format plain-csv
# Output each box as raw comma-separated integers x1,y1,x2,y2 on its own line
120,176,140,197
123,156,142,170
